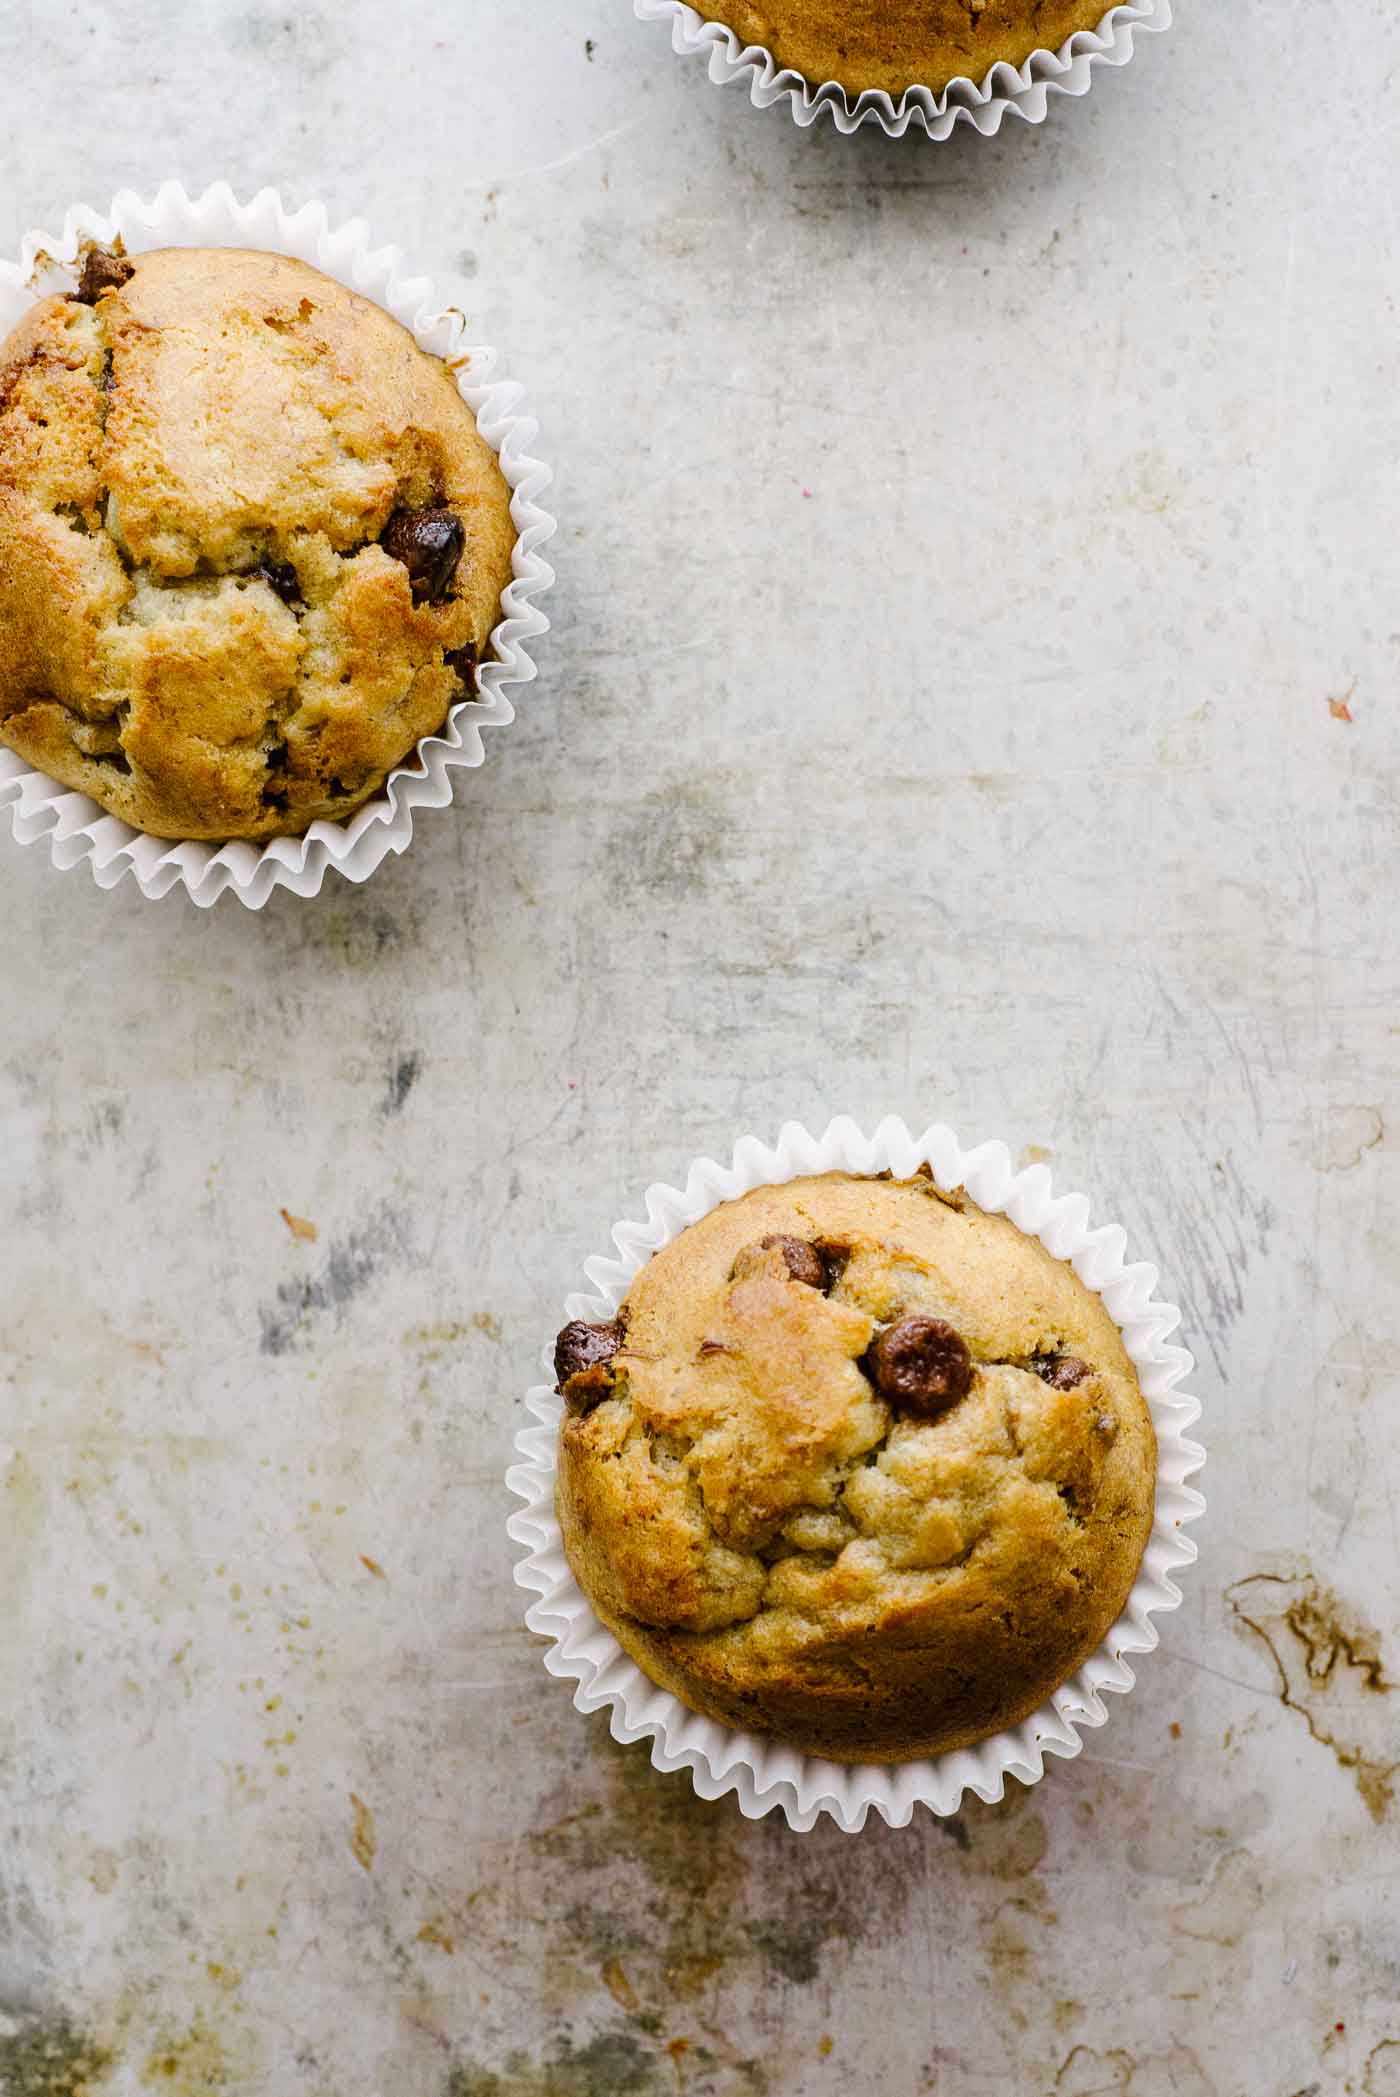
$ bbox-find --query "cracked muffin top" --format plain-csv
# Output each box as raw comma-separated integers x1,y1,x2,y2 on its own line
555,1171,1156,1763
0,245,515,841
702,1,1118,95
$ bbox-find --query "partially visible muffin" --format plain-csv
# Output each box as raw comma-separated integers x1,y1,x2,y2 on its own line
0,244,515,840
555,1172,1156,1763
705,1,1118,96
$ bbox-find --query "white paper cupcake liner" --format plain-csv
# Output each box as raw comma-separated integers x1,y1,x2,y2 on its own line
508,1115,1205,1832
635,0,1171,139
0,181,555,908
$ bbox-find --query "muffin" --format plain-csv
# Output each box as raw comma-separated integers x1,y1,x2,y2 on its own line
0,244,515,841
554,1170,1157,1763
702,0,1120,95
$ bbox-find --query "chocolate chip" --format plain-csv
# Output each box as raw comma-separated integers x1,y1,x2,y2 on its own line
74,249,134,305
563,1363,619,1417
1033,1354,1092,1390
445,643,479,695
381,506,465,605
254,560,302,607
733,1234,832,1291
265,742,288,772
554,1319,624,1396
761,1234,829,1289
863,1315,974,1419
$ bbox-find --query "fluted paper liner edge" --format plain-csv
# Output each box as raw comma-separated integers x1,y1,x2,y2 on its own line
507,1114,1205,1832
634,0,1171,139
0,180,556,908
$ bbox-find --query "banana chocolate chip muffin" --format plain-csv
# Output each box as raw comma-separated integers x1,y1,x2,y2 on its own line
706,1,1119,95
555,1172,1156,1763
0,244,514,840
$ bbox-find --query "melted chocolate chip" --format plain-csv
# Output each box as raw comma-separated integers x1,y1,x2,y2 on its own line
863,1315,974,1420
562,1363,617,1415
381,505,465,605
732,1234,835,1292
554,1319,624,1397
254,560,302,607
445,643,479,696
1033,1353,1092,1390
760,1234,829,1290
74,249,134,305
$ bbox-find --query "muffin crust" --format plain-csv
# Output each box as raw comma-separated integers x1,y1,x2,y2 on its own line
704,1,1118,95
556,1173,1157,1763
0,246,515,840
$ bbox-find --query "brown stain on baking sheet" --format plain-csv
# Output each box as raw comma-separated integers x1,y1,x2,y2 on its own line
619,779,736,902
405,1320,477,1361
1310,1105,1384,1172
448,1728,1054,2042
0,2011,112,2094
577,1746,905,1990
1051,2042,1216,2095
451,1734,1051,2083
965,1795,1049,1881
0,1450,49,1622
349,1793,378,1870
444,2027,671,2096
443,2033,767,2095
143,2015,236,2091
1168,1849,1265,1949
1366,2040,1400,2095
600,1960,638,2011
1227,1571,1397,1820
5,1942,266,2091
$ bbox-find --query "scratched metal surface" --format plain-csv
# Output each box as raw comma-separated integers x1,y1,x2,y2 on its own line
0,2,1397,2092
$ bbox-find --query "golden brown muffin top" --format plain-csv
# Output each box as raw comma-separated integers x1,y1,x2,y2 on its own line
0,245,514,841
705,0,1119,95
555,1173,1156,1762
